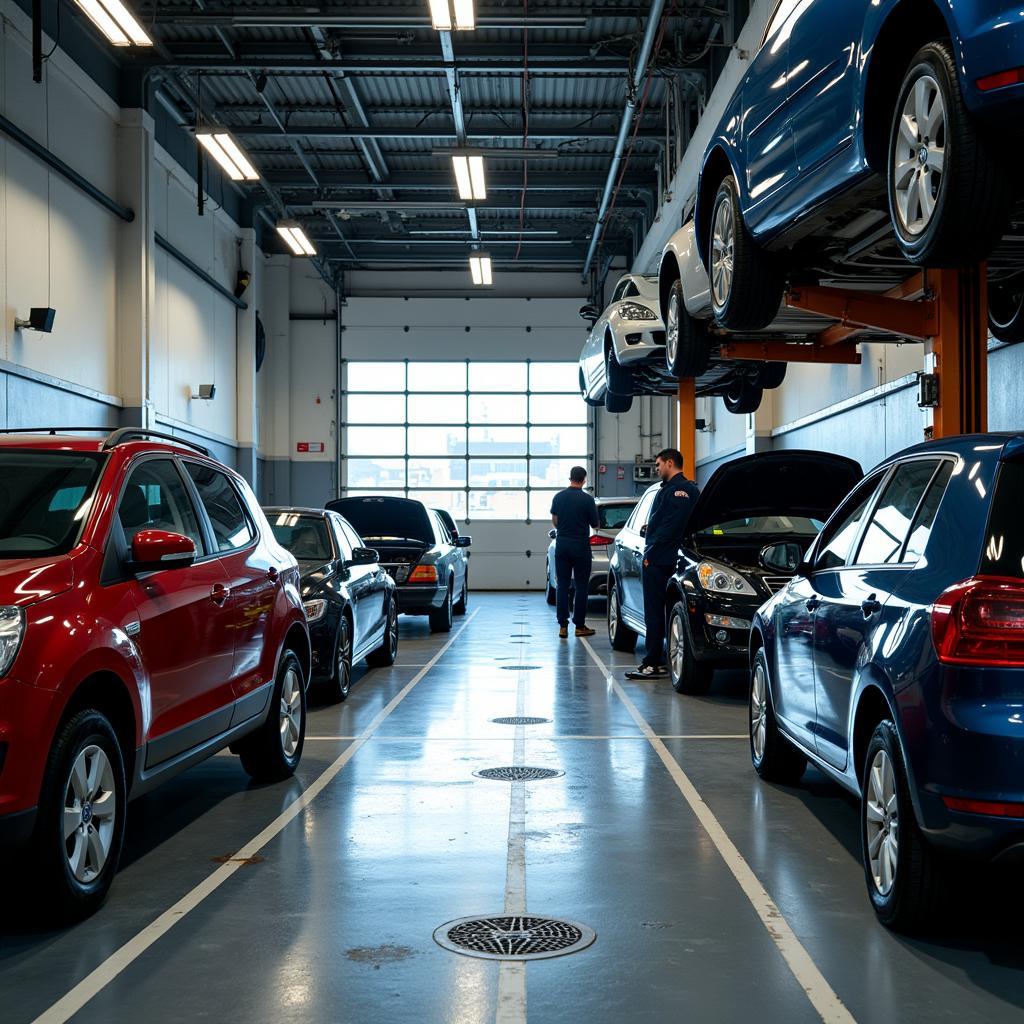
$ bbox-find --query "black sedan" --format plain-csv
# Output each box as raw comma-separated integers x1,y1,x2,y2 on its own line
327,496,471,633
607,451,862,693
266,506,398,702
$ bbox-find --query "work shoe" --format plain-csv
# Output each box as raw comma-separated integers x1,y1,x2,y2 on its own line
559,625,569,639
575,626,596,637
625,664,666,680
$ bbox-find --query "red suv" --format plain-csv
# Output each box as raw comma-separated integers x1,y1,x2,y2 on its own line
0,428,310,916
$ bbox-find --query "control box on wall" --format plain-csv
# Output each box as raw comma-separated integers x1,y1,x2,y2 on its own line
633,462,657,483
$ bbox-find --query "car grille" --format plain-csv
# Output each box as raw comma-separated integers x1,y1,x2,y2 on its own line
763,576,793,594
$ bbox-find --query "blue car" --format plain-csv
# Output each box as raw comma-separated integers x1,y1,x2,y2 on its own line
693,0,1024,331
751,433,1024,930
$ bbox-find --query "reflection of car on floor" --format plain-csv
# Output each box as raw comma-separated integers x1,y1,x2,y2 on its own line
266,507,398,703
545,496,638,605
607,452,861,695
327,496,470,632
752,433,1024,931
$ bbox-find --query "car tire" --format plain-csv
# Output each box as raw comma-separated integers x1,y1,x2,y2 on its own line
366,597,399,667
887,41,1014,267
453,574,468,615
755,362,787,390
989,275,1024,345
605,344,633,396
608,580,638,653
33,709,127,920
750,648,807,784
238,650,306,783
546,573,557,605
665,278,711,378
605,390,633,414
667,601,713,695
323,613,353,703
861,720,942,932
709,174,784,331
723,379,763,414
429,582,454,633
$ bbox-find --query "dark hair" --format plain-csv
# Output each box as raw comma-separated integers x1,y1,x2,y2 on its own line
570,465,587,484
656,448,684,469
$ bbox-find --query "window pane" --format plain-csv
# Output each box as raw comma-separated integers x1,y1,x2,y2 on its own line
530,394,587,425
269,514,334,562
815,476,880,571
470,490,527,519
346,427,405,456
408,427,467,456
408,458,466,488
469,426,527,455
347,362,404,392
346,394,405,424
855,461,939,566
120,459,205,553
903,462,953,563
529,490,560,521
470,459,527,488
469,394,527,424
184,464,254,552
529,362,578,393
530,458,582,487
408,361,466,392
346,459,406,490
410,490,467,518
409,394,466,424
530,426,588,457
470,362,527,392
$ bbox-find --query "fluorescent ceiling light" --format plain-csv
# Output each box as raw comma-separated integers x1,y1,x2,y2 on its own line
196,130,260,181
469,253,492,286
451,153,486,200
429,0,474,30
74,0,152,46
452,0,475,30
277,222,317,257
428,0,451,30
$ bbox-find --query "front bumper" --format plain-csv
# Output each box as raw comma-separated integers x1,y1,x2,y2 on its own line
612,321,667,365
0,677,59,828
395,584,448,614
684,592,761,667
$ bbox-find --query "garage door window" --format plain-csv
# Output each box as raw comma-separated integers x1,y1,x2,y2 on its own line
341,360,590,521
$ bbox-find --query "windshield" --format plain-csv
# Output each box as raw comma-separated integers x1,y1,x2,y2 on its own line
269,513,334,562
0,450,104,558
599,504,636,530
696,515,823,537
330,498,434,545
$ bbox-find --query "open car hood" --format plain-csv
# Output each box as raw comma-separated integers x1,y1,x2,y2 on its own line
687,450,863,535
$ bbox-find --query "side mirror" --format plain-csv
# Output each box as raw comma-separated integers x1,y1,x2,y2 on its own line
579,303,600,323
350,546,378,566
548,528,557,539
760,542,804,574
456,535,472,547
129,529,196,572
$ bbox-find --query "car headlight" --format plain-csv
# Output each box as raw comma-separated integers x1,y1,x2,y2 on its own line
618,302,657,321
303,599,327,622
696,561,757,597
0,607,24,676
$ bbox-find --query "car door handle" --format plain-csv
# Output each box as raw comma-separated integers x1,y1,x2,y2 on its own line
210,583,231,606
805,597,820,612
861,596,882,618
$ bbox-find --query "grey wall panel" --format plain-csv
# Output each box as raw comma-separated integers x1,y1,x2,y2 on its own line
988,344,1024,431
259,459,292,507
2,372,117,429
695,446,744,487
290,461,334,509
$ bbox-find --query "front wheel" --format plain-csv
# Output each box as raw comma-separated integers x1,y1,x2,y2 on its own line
667,601,712,695
605,390,632,414
665,278,710,378
608,581,638,652
238,650,306,782
366,596,399,667
453,573,468,615
605,345,633,396
723,379,763,415
429,583,453,633
989,275,1024,345
749,648,806,784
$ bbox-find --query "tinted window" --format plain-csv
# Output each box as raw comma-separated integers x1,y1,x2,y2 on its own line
340,519,363,555
980,460,1024,578
599,504,636,530
269,513,334,562
331,497,434,544
854,461,940,566
119,460,205,553
185,464,254,552
815,475,881,571
630,490,658,530
902,461,953,563
0,451,103,557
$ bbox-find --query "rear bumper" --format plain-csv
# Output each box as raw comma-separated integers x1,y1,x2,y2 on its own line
396,584,447,613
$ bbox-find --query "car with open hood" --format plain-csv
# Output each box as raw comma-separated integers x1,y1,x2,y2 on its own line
607,450,862,694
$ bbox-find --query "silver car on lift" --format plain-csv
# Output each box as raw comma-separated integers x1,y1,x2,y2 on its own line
545,496,638,605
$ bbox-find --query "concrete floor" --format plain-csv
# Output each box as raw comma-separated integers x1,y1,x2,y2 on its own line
4,593,1024,1023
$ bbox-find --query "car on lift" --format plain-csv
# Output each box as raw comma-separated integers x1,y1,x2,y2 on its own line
0,428,310,918
750,433,1024,931
607,450,862,693
545,496,638,605
266,507,398,703
658,0,1024,365
327,496,470,632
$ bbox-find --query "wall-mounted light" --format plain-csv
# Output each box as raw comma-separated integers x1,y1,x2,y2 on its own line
428,0,474,30
469,253,493,287
191,384,217,401
14,307,57,333
196,130,260,181
276,221,317,257
73,0,152,46
451,153,486,201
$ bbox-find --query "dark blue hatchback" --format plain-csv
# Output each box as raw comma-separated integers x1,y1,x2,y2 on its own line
751,433,1024,930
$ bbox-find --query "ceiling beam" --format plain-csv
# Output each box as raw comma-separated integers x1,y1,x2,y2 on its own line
266,170,653,190
230,124,663,141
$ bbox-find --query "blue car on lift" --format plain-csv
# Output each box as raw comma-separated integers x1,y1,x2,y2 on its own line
751,434,1024,931
693,0,1024,332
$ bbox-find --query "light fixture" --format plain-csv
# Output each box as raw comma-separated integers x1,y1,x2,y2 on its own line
469,252,492,287
73,0,152,46
13,307,56,333
428,0,474,30
196,130,260,181
191,384,217,401
276,221,317,257
451,153,486,200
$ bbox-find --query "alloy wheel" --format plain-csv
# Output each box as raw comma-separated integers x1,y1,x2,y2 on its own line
893,74,946,237
669,612,685,683
666,289,679,365
279,667,303,759
750,662,767,763
388,600,399,655
865,748,900,896
711,196,735,308
63,745,117,884
336,618,352,696
608,588,618,641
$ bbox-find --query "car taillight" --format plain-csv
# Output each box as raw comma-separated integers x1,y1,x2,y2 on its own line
942,796,1024,819
977,67,1024,91
589,535,613,547
408,565,438,583
930,576,1024,666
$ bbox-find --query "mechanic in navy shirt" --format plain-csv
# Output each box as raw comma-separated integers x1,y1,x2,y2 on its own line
626,448,701,679
550,466,599,639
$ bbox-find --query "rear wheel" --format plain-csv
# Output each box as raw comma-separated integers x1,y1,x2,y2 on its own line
749,648,806,784
366,596,399,667
238,650,306,782
429,582,454,633
605,390,633,414
665,278,710,378
989,275,1024,344
756,362,787,390
667,601,713,695
605,344,633,395
324,614,353,703
608,581,638,652
723,378,763,414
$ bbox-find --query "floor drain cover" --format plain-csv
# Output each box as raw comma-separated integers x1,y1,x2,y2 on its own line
491,716,551,726
474,766,563,781
501,664,541,671
434,915,595,961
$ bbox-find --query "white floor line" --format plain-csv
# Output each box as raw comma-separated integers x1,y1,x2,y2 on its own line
33,610,479,1024
580,638,856,1024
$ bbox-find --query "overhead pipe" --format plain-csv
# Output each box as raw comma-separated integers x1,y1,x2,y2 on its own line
581,0,667,280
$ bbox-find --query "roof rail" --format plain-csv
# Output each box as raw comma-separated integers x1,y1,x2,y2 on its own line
102,428,209,456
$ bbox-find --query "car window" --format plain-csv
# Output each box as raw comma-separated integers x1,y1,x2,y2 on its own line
902,461,954,563
270,513,334,562
979,459,1024,578
329,518,353,561
627,489,657,531
119,459,205,553
854,460,940,566
340,520,364,554
599,504,636,530
184,463,255,552
814,474,882,571
430,511,449,545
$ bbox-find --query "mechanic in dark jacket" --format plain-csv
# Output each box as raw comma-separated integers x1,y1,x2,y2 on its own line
626,448,700,679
